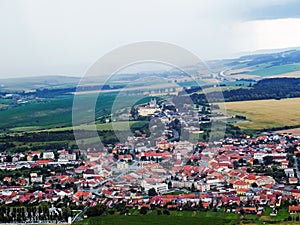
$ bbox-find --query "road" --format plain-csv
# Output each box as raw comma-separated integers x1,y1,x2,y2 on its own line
90,161,140,194
218,70,236,82
72,206,89,223
293,156,300,183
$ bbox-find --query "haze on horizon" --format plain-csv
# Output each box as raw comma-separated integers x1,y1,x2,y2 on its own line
1,0,300,78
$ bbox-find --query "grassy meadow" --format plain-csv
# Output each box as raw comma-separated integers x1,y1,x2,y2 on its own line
74,208,300,225
75,210,239,225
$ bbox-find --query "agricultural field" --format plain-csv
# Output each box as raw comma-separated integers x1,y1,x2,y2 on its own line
203,85,251,93
248,63,300,77
0,120,150,153
0,93,151,133
223,98,300,130
10,121,149,133
0,103,8,109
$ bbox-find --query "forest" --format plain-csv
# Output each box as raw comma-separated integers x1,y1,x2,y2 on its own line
190,78,300,103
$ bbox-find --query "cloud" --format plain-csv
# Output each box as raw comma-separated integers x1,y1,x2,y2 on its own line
235,18,300,52
0,0,300,77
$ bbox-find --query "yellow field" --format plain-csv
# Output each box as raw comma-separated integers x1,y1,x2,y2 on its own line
223,98,300,130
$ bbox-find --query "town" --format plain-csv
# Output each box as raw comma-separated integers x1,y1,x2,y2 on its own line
0,99,300,224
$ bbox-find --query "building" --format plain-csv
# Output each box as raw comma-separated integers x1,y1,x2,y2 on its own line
43,151,55,159
30,173,43,183
59,150,76,161
137,99,160,117
141,180,168,194
289,204,300,213
284,168,295,177
117,161,129,170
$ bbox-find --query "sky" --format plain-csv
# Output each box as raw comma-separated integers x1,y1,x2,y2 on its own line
1,0,300,78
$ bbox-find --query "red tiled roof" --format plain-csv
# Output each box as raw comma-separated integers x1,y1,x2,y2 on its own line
289,205,300,212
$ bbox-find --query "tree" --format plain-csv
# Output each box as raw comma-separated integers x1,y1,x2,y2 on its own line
238,158,246,165
157,208,162,215
253,159,260,165
233,161,239,169
163,209,170,215
5,155,12,163
251,182,258,188
86,204,106,217
33,155,39,161
240,209,245,216
263,156,273,166
148,188,158,196
191,183,196,192
168,181,172,189
139,206,148,215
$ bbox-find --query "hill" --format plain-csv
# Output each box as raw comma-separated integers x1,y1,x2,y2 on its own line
0,75,80,91
216,49,300,80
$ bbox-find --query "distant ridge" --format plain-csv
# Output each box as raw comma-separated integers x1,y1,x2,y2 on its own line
0,75,81,91
233,46,300,58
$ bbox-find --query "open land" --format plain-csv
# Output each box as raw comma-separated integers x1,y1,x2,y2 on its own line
223,98,300,130
74,208,300,225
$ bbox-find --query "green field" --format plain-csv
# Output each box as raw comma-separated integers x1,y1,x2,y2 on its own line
75,210,239,225
248,63,300,77
223,98,300,130
0,93,152,132
74,209,300,225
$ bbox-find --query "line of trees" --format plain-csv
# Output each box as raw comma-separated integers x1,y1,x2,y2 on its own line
190,78,300,103
0,204,72,223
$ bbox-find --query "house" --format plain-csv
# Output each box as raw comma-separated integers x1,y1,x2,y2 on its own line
117,161,129,170
118,154,133,162
237,188,250,195
289,204,300,213
83,169,96,179
141,180,168,194
72,191,92,202
56,190,73,198
281,160,289,169
30,173,43,183
284,168,295,177
43,151,55,159
3,177,12,183
242,207,257,214
59,150,76,161
289,177,298,184
156,140,173,150
36,159,53,166
232,181,249,189
27,152,41,161
256,176,276,187
75,165,90,174
196,182,210,192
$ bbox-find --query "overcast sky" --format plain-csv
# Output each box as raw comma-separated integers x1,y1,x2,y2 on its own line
1,0,300,78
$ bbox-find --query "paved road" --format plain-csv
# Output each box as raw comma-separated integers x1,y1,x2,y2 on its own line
293,156,300,183
218,70,236,82
72,206,89,223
